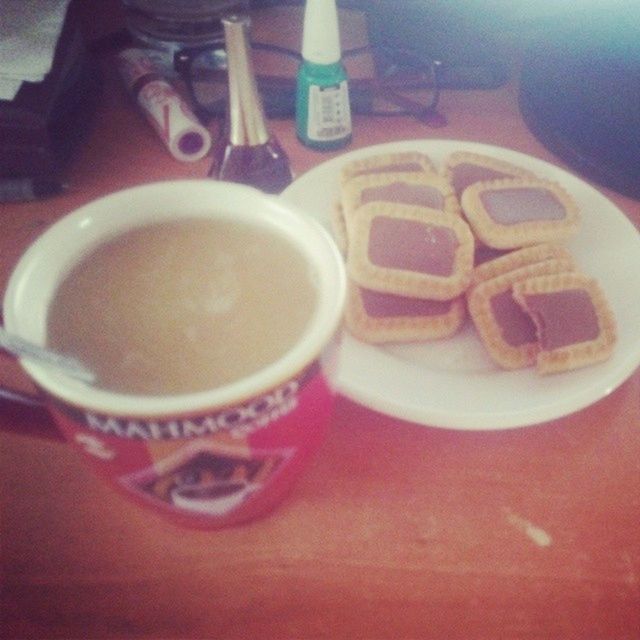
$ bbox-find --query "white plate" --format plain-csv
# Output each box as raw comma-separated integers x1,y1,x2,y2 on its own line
281,140,640,429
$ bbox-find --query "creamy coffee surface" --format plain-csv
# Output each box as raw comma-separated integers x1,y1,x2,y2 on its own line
47,218,317,394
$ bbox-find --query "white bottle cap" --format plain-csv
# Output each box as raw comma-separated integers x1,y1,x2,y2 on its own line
301,0,342,65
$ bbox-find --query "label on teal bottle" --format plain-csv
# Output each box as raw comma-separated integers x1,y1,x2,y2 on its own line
306,80,351,142
296,60,352,150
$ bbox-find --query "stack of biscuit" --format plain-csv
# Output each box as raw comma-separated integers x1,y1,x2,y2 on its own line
466,244,616,374
337,152,474,344
334,149,617,375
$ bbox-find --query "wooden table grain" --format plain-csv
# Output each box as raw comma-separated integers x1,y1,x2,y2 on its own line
1,3,639,639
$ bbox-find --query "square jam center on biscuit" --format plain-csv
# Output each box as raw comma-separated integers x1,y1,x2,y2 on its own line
360,287,454,318
490,289,538,347
479,188,567,225
361,182,445,209
368,216,458,276
522,288,600,349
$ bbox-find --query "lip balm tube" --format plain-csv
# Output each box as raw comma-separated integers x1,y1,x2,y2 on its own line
116,48,212,162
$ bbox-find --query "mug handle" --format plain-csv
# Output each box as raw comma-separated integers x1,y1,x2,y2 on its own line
0,381,64,442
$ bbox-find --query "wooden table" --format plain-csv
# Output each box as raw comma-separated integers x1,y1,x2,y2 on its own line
2,3,639,638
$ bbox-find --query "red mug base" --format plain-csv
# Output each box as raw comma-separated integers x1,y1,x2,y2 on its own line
49,363,333,529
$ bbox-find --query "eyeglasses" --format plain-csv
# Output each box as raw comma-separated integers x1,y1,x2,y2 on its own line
174,41,445,126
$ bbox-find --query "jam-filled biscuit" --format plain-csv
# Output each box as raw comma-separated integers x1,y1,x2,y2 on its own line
346,202,475,300
345,282,466,344
512,272,616,374
442,151,536,199
467,259,576,369
340,151,435,186
471,243,575,287
460,178,581,249
341,171,461,220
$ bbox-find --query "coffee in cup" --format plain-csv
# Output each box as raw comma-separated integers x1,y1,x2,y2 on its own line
47,217,318,395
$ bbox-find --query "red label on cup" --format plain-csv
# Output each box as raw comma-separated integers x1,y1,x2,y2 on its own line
49,362,333,528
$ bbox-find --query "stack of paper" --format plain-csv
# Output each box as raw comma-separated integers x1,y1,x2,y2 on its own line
0,0,72,100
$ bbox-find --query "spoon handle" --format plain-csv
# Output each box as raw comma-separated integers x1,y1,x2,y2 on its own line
0,327,96,384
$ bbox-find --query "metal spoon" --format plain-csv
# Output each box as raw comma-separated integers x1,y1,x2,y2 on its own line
0,326,96,384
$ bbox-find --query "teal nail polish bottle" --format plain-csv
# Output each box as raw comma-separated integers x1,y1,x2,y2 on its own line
296,0,352,151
